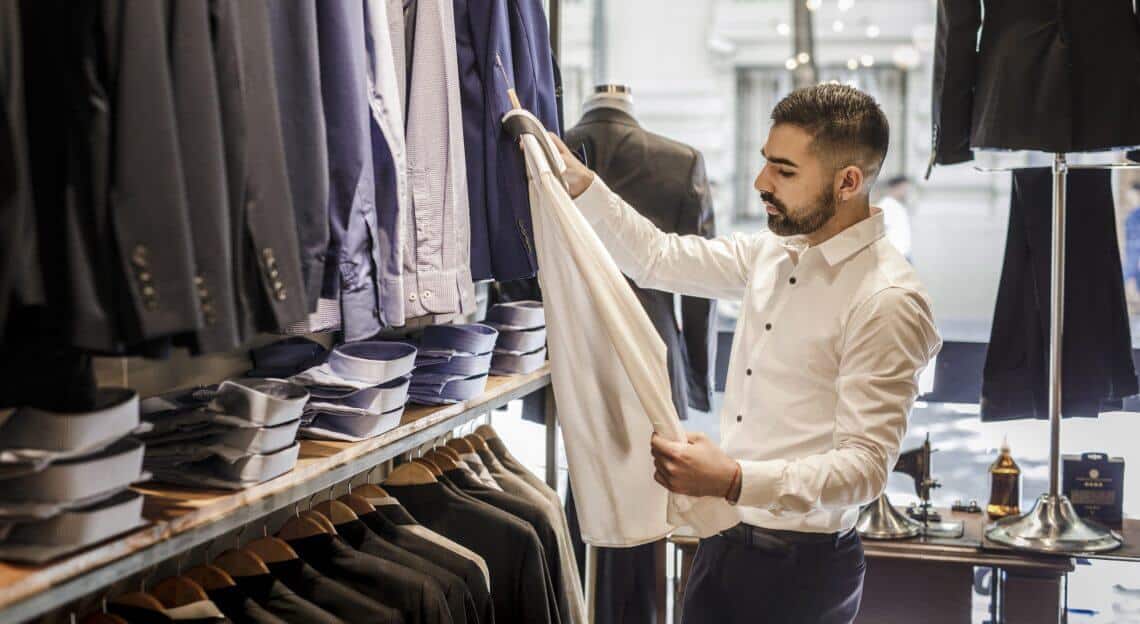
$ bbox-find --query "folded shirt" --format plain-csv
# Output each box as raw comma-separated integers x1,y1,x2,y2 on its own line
143,418,301,467
299,405,406,442
0,388,146,476
413,351,493,377
419,323,499,355
491,346,547,376
147,442,301,491
305,376,411,412
142,379,309,431
494,326,547,353
0,490,147,563
485,300,545,330
408,373,490,405
0,438,147,520
292,342,418,391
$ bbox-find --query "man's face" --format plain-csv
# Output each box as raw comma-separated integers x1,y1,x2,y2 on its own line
753,124,837,237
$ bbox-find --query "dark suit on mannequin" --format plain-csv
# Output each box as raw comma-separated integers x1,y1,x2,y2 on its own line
929,0,1140,174
565,105,717,414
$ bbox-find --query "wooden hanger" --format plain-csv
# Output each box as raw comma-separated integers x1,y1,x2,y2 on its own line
353,483,391,499
184,565,236,591
277,509,330,541
474,424,500,441
384,461,437,486
81,613,129,624
434,445,462,462
413,457,443,477
243,536,298,564
464,434,492,455
313,500,359,525
424,449,459,472
339,493,377,515
110,592,165,612
301,510,337,533
151,576,208,608
213,548,269,578
445,437,476,455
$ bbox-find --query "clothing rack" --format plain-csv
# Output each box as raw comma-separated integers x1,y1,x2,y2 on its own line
978,154,1139,554
0,367,555,624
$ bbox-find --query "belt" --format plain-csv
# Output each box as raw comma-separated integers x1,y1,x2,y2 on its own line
717,523,851,548
485,301,545,330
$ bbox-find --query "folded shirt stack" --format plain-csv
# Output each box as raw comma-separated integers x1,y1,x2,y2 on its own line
0,389,149,563
485,301,548,375
409,324,499,405
139,378,308,490
290,341,418,442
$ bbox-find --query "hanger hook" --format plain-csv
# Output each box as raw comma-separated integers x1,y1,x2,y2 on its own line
306,492,320,511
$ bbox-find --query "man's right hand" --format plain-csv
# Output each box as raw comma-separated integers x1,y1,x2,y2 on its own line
548,132,596,199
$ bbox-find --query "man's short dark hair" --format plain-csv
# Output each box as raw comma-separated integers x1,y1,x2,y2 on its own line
771,83,890,182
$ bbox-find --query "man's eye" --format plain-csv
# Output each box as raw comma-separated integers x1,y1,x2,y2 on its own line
779,170,795,178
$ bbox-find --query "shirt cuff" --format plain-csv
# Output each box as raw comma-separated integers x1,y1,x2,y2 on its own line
572,174,613,225
735,458,787,511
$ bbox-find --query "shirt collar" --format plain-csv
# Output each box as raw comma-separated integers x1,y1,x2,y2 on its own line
781,208,886,266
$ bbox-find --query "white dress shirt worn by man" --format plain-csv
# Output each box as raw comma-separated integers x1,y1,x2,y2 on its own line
573,176,941,534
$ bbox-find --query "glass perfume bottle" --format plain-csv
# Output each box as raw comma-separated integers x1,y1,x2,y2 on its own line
987,437,1021,520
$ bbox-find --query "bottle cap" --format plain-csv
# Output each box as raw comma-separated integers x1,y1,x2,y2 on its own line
1000,436,1010,454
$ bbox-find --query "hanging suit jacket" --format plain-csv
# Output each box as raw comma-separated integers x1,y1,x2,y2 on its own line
334,519,477,624
219,0,308,337
287,533,453,624
0,0,41,339
358,509,495,624
383,483,558,624
232,573,346,624
929,0,1140,175
207,585,289,624
169,0,241,353
268,1,329,314
266,558,403,624
24,0,202,352
441,469,565,624
564,107,718,412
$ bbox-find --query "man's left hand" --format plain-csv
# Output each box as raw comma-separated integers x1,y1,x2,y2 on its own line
651,431,739,498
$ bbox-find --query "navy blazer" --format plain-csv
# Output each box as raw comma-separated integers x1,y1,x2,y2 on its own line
458,0,557,283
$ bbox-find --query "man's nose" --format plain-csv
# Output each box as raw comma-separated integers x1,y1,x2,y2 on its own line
754,167,772,194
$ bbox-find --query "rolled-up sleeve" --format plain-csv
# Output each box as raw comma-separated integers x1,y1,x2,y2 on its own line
573,176,765,301
735,287,942,512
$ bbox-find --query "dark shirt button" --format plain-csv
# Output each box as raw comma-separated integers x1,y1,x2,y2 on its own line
736,414,743,422
765,323,772,331
789,277,797,285
746,368,753,376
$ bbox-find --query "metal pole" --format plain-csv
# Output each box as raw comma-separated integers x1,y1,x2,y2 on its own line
984,153,1121,553
1048,153,1066,498
585,544,598,624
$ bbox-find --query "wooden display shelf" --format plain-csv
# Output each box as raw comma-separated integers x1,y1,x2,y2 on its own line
0,366,551,624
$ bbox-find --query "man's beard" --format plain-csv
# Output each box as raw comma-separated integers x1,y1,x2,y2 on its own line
762,187,837,237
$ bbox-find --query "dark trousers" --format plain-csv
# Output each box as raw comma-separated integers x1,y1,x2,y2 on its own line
681,526,865,624
982,168,1138,421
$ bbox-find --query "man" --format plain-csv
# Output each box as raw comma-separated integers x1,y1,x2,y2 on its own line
551,84,941,623
877,175,914,261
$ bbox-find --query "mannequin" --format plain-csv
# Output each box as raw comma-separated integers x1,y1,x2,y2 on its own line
581,84,635,117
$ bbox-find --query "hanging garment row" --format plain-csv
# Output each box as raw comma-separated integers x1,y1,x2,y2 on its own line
0,0,560,356
79,426,583,624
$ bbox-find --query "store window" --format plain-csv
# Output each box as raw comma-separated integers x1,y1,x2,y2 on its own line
561,1,1140,619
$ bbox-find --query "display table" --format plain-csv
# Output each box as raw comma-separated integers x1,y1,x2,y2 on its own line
668,513,1139,623
0,368,552,624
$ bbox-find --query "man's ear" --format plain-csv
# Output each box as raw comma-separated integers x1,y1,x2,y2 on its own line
835,165,864,202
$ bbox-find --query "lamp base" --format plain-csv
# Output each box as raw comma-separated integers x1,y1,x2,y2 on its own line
985,494,1122,554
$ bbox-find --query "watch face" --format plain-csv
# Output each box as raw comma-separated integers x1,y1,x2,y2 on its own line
1089,468,1100,479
